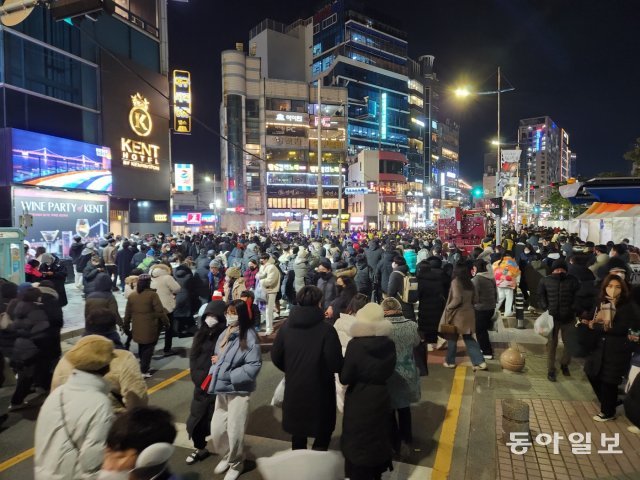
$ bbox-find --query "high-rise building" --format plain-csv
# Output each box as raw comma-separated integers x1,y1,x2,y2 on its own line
220,25,348,232
518,116,569,203
0,1,173,243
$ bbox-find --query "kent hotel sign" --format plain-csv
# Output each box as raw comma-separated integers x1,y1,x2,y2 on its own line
101,54,171,201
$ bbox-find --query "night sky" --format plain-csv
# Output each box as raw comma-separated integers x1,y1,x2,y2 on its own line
168,0,640,183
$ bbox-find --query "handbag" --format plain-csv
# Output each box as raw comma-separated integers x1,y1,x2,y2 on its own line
200,373,213,392
271,377,285,408
439,323,458,336
438,288,458,337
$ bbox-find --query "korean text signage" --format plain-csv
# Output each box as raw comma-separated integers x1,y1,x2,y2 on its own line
101,53,170,201
174,164,194,192
266,111,309,125
173,70,192,133
10,128,112,193
14,187,109,257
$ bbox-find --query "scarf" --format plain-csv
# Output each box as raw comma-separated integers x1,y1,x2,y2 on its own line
218,325,239,353
595,298,617,331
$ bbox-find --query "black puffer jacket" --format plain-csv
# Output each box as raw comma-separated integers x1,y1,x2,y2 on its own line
387,265,416,320
364,241,383,271
354,258,374,297
416,258,451,335
272,305,343,438
568,264,597,317
375,251,395,294
537,272,580,323
174,264,200,318
186,301,226,440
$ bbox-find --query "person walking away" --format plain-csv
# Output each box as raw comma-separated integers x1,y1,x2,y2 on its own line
340,303,396,480
85,272,123,329
292,248,310,295
440,264,487,370
257,254,281,336
582,275,640,421
69,235,84,289
149,263,181,356
354,254,374,299
34,335,115,480
381,297,420,458
272,286,343,451
103,238,118,290
7,287,51,411
386,256,416,321
568,254,597,319
471,259,498,359
185,300,227,465
174,258,201,336
52,308,147,412
537,259,579,382
75,242,96,291
416,257,450,349
115,240,136,291
374,245,396,301
33,280,64,392
492,252,520,317
207,300,262,480
123,274,170,378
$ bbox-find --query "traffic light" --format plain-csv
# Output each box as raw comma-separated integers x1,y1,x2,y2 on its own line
472,186,484,198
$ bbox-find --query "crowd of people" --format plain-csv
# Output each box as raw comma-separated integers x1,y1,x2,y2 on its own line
1,226,640,479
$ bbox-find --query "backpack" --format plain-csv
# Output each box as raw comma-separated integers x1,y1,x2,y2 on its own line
395,271,419,304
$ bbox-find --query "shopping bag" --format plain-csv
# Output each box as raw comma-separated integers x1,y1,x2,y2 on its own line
335,375,347,413
533,311,554,337
271,377,285,408
254,278,267,303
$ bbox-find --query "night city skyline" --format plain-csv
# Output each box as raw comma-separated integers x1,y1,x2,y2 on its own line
168,0,640,183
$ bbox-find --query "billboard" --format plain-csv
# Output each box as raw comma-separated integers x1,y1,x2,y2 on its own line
101,54,171,201
14,187,109,257
172,70,192,134
11,129,112,192
174,163,194,191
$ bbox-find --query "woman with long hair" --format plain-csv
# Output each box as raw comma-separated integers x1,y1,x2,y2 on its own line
185,300,227,465
208,300,261,480
582,274,640,422
326,276,358,324
440,264,487,370
123,274,169,377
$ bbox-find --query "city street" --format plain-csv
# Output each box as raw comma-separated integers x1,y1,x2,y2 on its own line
1,286,640,479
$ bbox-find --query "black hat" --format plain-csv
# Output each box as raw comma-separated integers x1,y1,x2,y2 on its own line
319,258,332,270
551,259,568,271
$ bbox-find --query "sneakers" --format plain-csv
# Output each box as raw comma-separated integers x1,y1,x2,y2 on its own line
561,365,571,376
224,468,241,480
473,362,488,371
265,329,273,336
593,413,616,422
142,373,152,379
442,362,456,369
483,354,494,360
8,402,30,412
427,343,435,352
214,459,230,475
504,311,515,318
185,449,210,465
628,425,640,434
436,337,447,350
527,306,536,313
547,371,557,382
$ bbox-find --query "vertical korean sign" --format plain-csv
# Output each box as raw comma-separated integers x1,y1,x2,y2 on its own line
173,70,192,134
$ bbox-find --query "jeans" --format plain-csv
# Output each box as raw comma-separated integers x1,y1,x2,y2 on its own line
291,432,331,451
138,342,156,373
211,394,250,473
446,334,485,366
497,287,515,315
475,309,495,356
588,375,618,417
547,322,572,373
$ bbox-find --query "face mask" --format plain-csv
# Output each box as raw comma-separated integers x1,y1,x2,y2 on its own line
524,249,530,254
226,314,238,326
204,316,218,328
392,263,397,269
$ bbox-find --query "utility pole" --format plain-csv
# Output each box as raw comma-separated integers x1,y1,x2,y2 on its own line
316,79,323,237
496,66,502,246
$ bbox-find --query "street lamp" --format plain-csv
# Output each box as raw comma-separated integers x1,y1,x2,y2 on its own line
454,67,515,245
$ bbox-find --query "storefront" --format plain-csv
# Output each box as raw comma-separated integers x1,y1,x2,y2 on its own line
172,211,219,233
267,209,310,233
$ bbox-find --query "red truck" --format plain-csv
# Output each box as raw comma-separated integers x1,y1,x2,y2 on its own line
437,208,487,255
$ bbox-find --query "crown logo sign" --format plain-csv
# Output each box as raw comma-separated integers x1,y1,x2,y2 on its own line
131,93,150,111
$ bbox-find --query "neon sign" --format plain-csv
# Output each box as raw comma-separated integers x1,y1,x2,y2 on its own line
381,92,387,140
173,70,192,134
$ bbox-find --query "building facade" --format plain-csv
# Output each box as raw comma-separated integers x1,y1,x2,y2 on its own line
518,116,568,203
0,1,172,251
